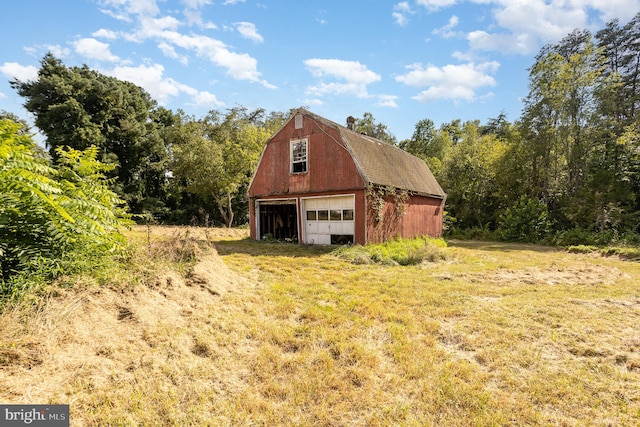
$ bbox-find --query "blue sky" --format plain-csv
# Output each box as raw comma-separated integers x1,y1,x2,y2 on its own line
1,0,638,141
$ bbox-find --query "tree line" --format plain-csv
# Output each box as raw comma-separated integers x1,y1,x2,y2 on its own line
4,13,640,246
400,14,640,244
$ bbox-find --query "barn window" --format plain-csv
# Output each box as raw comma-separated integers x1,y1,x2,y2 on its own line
291,138,307,174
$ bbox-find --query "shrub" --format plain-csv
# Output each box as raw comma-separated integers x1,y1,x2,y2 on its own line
334,237,448,266
0,119,131,302
498,197,551,243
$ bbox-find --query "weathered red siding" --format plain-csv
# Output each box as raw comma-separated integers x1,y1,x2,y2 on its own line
365,194,443,243
249,112,444,245
249,116,366,197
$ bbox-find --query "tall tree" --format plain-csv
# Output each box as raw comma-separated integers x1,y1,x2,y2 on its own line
441,121,507,230
11,53,169,216
171,107,271,227
352,112,397,144
520,31,605,225
398,118,451,179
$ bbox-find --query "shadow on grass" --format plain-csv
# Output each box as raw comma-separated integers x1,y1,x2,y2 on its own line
447,239,561,254
213,238,335,258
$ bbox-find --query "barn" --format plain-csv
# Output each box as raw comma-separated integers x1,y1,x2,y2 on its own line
248,108,446,245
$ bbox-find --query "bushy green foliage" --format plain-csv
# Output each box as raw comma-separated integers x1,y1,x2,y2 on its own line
11,54,170,217
0,119,131,300
497,197,551,243
334,237,448,266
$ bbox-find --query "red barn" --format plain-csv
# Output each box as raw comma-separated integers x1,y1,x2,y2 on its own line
248,108,446,245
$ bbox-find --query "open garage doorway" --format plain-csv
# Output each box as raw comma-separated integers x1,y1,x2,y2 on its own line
257,200,298,242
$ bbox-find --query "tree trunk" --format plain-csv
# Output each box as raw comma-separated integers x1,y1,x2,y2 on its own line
212,192,234,228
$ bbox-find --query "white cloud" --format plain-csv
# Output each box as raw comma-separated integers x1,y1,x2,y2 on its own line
305,59,381,85
92,28,119,39
234,22,264,43
24,44,71,59
182,0,212,8
492,1,587,45
580,0,640,21
182,8,216,28
392,2,413,26
110,63,225,108
304,59,381,99
459,0,640,55
111,12,272,87
467,30,537,54
153,31,273,87
110,63,189,104
73,38,120,62
396,61,499,103
158,42,189,64
375,95,399,108
415,0,458,12
191,90,225,108
432,15,460,39
0,92,6,99
99,0,160,19
223,0,246,4
0,62,39,82
133,15,182,41
303,98,324,106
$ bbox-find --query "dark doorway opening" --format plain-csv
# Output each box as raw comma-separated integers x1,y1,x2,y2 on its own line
259,201,298,242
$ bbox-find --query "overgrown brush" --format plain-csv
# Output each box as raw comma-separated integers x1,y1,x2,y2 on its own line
0,119,131,306
334,236,449,265
142,229,205,264
567,244,640,260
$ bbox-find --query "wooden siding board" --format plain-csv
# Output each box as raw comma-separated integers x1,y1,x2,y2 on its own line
249,115,366,198
365,195,443,243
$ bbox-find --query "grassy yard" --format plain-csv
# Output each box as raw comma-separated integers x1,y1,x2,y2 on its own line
1,227,639,426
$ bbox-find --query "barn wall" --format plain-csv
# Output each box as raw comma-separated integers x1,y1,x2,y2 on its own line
249,115,366,198
401,196,444,238
365,194,444,243
250,190,367,244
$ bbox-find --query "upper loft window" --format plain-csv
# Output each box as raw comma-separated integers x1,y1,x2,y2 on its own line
291,138,308,174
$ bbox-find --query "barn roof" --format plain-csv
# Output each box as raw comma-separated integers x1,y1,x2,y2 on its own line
296,108,446,199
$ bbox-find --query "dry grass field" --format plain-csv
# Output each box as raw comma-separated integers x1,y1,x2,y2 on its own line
1,226,640,426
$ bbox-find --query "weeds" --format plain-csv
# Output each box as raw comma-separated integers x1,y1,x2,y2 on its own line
333,236,449,265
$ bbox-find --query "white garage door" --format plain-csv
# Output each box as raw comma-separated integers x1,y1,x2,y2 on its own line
303,195,355,245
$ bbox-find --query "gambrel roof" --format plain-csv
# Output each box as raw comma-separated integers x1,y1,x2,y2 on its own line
295,108,446,199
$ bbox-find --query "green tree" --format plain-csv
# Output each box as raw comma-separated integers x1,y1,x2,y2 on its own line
353,112,397,144
498,196,551,243
171,107,270,227
11,54,169,216
441,121,507,230
520,31,606,226
398,118,451,179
